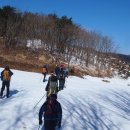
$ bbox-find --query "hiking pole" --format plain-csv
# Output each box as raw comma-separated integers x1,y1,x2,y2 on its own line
33,93,46,109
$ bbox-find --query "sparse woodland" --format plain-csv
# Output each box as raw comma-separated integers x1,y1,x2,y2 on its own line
0,6,129,77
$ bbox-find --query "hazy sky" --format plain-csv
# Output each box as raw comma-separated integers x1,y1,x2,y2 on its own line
0,0,130,55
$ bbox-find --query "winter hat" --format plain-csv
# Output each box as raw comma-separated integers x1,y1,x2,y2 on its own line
5,66,9,70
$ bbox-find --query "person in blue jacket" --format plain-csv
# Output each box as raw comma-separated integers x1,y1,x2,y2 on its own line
0,66,13,98
59,73,65,90
55,64,61,79
39,94,62,130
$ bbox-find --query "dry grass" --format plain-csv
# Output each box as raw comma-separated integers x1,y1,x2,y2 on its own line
0,47,66,75
0,43,113,78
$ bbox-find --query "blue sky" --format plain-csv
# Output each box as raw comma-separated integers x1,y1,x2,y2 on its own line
0,0,130,55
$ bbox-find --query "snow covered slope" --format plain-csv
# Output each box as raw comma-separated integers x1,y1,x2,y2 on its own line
0,68,130,130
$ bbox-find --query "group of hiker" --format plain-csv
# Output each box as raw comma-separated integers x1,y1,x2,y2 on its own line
39,64,69,130
41,64,71,130
42,64,69,96
0,64,72,130
41,63,75,130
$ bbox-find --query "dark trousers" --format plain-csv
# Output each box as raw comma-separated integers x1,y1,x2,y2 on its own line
56,73,60,79
0,81,10,98
43,73,47,82
59,79,65,90
44,120,57,130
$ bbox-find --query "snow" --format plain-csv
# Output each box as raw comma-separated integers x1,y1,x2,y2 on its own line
27,39,42,49
0,68,130,130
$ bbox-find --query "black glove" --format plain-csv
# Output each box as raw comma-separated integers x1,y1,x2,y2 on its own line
39,119,42,125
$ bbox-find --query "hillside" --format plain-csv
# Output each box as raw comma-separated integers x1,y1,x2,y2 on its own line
0,6,119,78
0,41,103,77
0,38,130,78
0,45,52,73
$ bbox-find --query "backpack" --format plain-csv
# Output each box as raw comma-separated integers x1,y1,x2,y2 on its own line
45,99,57,116
3,70,10,81
47,77,58,97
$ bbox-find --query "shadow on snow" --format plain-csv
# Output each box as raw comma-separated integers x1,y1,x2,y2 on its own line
1,89,130,130
60,90,130,130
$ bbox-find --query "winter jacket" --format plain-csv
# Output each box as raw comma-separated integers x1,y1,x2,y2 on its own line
45,75,58,91
1,69,13,81
55,66,60,76
45,75,58,97
39,99,62,125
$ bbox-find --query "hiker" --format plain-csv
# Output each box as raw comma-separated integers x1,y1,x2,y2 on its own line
60,64,64,75
59,73,65,90
64,67,69,78
39,94,62,130
45,71,58,97
54,64,60,79
42,65,48,82
0,66,13,98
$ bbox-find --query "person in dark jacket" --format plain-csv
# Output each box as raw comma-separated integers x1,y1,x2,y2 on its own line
55,64,60,79
39,94,62,130
59,73,65,90
45,71,58,97
0,66,13,98
64,67,69,78
42,65,48,82
60,65,64,76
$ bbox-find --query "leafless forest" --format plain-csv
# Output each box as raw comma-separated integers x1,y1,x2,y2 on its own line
1,6,127,77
